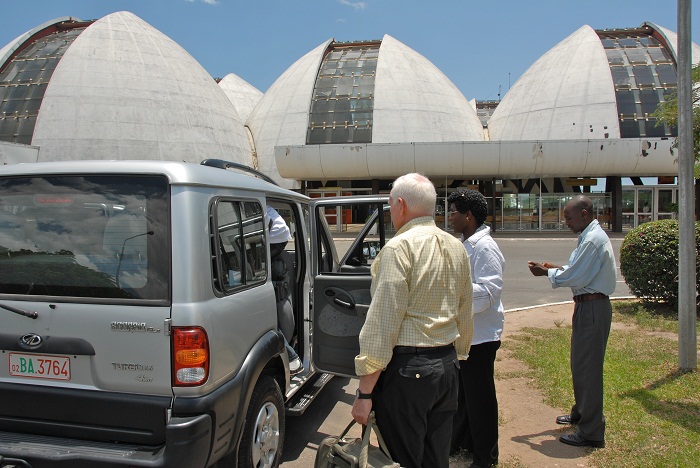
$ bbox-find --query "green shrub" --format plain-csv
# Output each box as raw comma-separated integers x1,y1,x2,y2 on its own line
620,219,700,308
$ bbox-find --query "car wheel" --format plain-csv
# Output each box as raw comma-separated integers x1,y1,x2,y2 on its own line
237,375,285,468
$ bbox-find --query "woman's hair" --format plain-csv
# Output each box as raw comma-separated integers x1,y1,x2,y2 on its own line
390,173,436,216
447,189,488,226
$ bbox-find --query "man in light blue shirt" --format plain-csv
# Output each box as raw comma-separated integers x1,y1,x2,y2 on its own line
528,195,616,449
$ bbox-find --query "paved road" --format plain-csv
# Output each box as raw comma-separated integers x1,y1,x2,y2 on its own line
494,234,631,309
280,232,632,467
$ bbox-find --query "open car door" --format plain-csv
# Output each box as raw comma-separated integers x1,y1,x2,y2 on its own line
309,196,390,377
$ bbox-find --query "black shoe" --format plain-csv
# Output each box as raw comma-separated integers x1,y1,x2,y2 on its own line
556,414,580,425
559,433,605,448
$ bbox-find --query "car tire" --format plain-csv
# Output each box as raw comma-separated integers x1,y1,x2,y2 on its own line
237,375,285,468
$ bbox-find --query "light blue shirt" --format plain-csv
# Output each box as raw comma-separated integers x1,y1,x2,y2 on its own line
463,225,505,345
547,219,617,296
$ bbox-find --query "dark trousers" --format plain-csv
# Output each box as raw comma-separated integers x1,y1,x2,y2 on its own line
451,340,500,467
374,347,459,468
270,241,287,259
570,298,612,441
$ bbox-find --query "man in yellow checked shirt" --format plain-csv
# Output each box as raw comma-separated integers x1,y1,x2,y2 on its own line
351,173,473,468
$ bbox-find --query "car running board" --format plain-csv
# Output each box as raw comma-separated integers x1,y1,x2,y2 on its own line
286,372,334,416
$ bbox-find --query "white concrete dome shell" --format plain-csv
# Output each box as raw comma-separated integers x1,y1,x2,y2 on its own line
219,73,263,123
248,34,483,188
247,40,330,189
488,25,619,141
31,11,251,165
488,23,700,143
372,35,483,143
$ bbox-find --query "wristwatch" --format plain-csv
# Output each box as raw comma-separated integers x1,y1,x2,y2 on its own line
355,388,372,400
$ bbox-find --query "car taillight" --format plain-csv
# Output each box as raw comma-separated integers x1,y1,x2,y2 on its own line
172,327,209,386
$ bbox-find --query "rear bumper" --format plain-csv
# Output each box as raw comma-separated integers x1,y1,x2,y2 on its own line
0,329,288,468
0,414,212,468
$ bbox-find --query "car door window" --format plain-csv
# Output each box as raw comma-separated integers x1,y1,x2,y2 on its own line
313,200,390,274
211,199,266,294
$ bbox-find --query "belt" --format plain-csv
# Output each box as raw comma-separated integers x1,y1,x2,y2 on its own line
393,344,454,355
573,292,608,303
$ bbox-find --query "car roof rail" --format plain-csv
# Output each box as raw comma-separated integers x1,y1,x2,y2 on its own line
200,159,279,186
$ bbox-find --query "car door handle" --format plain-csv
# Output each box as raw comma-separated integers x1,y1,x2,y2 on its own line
325,287,357,314
333,297,355,309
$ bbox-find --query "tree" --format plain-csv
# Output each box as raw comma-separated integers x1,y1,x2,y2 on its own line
652,64,700,177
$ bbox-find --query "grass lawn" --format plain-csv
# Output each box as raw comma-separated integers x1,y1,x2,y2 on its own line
505,301,700,468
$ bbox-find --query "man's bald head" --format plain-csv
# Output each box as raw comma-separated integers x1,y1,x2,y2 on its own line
563,195,594,234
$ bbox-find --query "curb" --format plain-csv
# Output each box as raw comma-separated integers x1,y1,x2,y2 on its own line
505,296,637,313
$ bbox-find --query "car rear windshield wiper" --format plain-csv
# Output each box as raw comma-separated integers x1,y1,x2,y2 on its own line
0,302,38,319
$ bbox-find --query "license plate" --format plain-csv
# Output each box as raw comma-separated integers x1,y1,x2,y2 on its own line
9,352,71,381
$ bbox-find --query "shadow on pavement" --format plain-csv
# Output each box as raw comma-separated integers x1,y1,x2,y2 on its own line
281,376,354,464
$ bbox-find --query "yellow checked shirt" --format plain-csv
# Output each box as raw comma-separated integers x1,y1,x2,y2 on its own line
354,216,473,376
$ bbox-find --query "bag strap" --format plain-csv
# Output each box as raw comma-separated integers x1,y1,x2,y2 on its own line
367,412,394,462
338,418,358,440
359,417,372,468
358,412,394,468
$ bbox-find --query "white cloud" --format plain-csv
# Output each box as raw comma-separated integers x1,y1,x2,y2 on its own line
185,0,220,4
338,0,367,10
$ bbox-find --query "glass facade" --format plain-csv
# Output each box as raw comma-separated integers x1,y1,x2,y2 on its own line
306,41,379,145
598,28,677,138
0,23,89,145
490,193,612,231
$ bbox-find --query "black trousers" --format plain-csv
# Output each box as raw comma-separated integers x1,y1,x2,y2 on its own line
374,347,459,468
270,241,287,259
451,340,500,467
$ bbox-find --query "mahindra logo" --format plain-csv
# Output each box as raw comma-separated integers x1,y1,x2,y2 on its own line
20,333,42,348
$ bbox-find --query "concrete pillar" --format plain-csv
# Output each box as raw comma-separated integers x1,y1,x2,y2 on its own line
608,176,623,232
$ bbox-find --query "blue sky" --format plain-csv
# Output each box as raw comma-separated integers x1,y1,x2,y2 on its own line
1,1,697,101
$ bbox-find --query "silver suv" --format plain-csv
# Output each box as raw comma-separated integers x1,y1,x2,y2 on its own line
0,159,391,468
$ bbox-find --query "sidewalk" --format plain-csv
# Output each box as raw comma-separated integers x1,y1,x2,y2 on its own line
451,302,593,468
497,303,592,467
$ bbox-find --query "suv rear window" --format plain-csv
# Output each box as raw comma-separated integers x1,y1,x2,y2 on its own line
0,175,169,301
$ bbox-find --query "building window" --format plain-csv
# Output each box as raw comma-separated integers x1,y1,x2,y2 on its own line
0,24,89,145
306,41,379,145
597,28,677,139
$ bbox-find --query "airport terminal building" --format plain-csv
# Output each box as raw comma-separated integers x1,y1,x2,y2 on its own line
1,11,698,232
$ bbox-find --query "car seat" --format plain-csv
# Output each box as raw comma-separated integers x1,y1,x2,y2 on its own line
271,249,295,342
